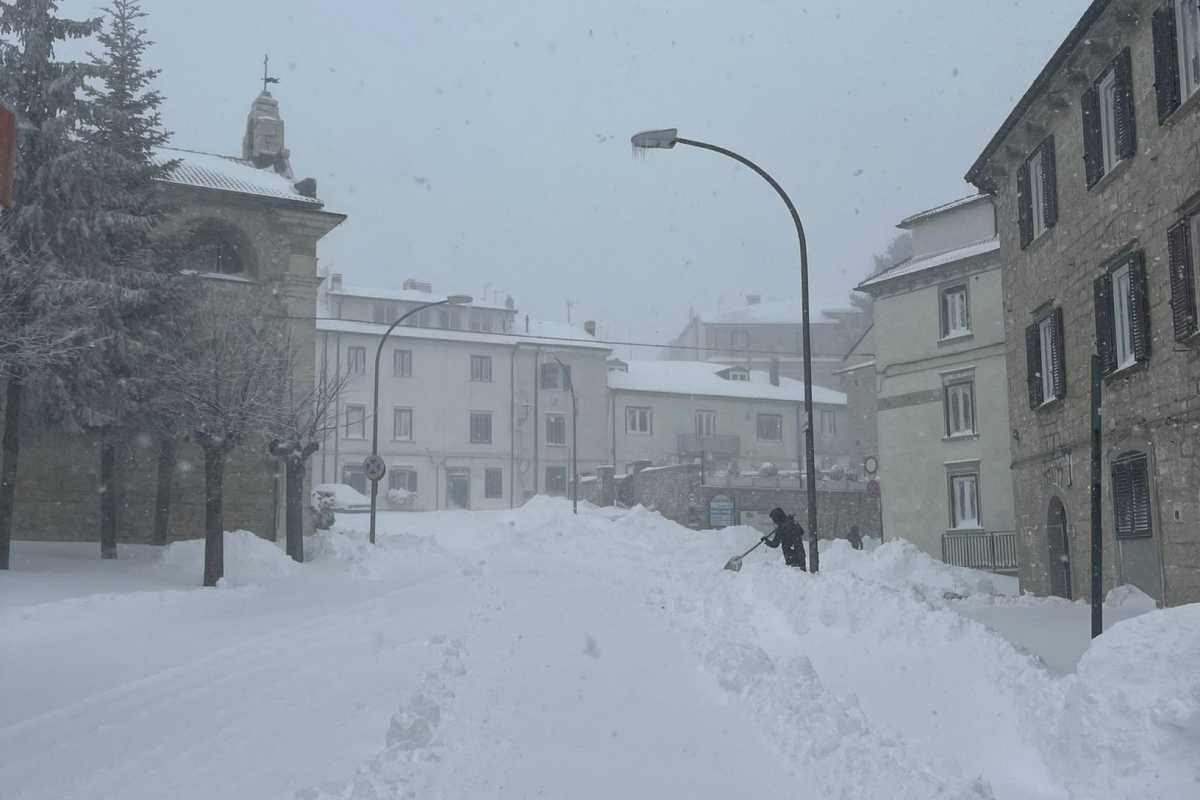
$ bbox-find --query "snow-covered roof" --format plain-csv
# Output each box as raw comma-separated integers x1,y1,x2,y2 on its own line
326,283,512,313
896,194,991,229
608,360,845,405
316,317,610,351
153,147,322,206
856,237,1000,292
703,297,860,326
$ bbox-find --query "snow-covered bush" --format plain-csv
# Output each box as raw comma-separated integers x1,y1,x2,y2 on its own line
758,462,778,477
386,488,416,509
311,491,336,530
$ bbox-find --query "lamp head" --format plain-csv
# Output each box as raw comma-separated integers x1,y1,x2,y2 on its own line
631,128,678,155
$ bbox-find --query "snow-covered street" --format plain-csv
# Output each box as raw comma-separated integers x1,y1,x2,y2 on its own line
2,501,1197,800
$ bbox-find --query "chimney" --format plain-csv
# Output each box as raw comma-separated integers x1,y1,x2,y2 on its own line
293,177,317,198
746,294,762,306
403,279,433,294
525,314,530,333
584,320,597,337
329,273,343,292
769,358,780,386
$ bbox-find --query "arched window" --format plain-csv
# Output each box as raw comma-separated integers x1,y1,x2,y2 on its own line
185,223,249,276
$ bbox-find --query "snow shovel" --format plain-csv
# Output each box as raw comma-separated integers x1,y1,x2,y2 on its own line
724,538,767,572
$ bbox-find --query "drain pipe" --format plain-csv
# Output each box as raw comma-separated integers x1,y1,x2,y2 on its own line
532,345,542,497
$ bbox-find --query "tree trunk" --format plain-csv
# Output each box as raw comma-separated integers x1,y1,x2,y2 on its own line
202,448,225,587
99,438,119,559
0,376,23,570
153,437,176,546
285,457,305,563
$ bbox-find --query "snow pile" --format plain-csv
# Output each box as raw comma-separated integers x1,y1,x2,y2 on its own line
821,537,1010,599
158,530,298,586
1048,604,1200,798
314,483,371,509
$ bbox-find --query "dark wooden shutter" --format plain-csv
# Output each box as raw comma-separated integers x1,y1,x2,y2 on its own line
1129,455,1152,536
1095,273,1117,374
1154,4,1182,123
1017,160,1034,248
939,291,948,338
1168,218,1198,340
1041,139,1059,229
1112,458,1134,537
1051,307,1067,400
1115,48,1137,160
1082,84,1105,187
1025,322,1044,408
1130,250,1152,363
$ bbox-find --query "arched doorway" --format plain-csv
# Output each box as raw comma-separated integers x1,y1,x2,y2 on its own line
1046,497,1072,599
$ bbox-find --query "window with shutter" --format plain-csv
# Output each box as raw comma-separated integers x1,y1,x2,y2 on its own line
1082,83,1105,188
1041,138,1058,229
1038,315,1056,402
1176,0,1200,100
1030,149,1049,239
1051,307,1067,399
1154,3,1183,121
1094,274,1117,374
1018,161,1034,249
1168,217,1199,340
1115,48,1137,160
1026,322,1044,408
1129,251,1152,363
1112,451,1153,539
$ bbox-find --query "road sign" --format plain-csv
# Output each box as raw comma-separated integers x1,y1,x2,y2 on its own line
864,455,879,476
0,104,14,209
363,454,387,483
708,494,735,528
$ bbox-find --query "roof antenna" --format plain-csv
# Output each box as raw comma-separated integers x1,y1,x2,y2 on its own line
262,54,280,94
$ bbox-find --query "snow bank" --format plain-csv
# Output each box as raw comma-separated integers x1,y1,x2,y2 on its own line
158,530,298,586
1048,604,1200,798
821,538,1012,599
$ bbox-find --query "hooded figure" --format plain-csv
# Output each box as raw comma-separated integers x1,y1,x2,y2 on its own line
763,507,807,570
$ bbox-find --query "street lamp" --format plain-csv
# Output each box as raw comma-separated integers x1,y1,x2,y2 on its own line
368,294,472,544
631,128,821,572
548,353,578,514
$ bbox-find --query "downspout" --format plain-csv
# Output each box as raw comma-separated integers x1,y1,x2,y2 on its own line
610,390,618,469
333,333,342,484
510,342,521,508
533,346,542,496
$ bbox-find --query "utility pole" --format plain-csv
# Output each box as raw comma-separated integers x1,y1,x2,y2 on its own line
1090,354,1103,638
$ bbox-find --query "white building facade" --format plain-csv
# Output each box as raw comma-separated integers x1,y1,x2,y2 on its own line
607,361,848,476
315,277,610,510
857,195,1016,563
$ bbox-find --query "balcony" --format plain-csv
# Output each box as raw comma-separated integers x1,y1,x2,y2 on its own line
677,434,741,457
941,530,1019,574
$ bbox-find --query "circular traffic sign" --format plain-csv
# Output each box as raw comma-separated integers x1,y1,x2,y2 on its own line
864,455,879,475
363,454,387,483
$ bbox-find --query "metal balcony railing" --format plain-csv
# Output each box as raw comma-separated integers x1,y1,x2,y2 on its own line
941,530,1019,574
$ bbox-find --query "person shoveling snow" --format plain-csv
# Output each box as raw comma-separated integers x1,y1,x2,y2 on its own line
763,507,807,570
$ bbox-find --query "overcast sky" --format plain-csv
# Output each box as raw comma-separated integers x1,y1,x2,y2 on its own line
65,0,1091,350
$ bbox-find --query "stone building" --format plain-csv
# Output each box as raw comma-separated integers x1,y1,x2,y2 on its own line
856,195,1015,565
606,360,849,476
10,87,344,545
966,0,1200,605
314,277,611,510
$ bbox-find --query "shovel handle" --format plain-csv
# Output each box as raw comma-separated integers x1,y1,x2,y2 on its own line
739,538,767,559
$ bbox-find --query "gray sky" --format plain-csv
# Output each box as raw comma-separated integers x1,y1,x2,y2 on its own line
68,0,1090,349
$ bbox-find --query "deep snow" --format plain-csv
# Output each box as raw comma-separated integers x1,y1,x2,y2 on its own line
1,500,1196,799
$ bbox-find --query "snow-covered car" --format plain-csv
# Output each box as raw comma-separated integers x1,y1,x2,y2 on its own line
313,483,372,513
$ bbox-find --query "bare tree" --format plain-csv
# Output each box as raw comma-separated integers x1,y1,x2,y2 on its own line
268,347,350,562
160,284,288,586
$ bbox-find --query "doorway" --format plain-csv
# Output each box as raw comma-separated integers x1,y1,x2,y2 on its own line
447,469,470,509
1046,497,1072,599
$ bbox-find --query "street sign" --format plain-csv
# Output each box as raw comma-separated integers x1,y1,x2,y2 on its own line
363,454,387,483
708,494,735,528
0,104,14,209
864,455,879,476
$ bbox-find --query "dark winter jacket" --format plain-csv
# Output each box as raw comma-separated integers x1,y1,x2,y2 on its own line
764,517,807,570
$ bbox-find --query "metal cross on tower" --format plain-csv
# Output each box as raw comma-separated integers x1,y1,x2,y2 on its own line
262,54,280,93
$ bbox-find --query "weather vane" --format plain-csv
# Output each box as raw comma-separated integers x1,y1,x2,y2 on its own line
262,54,280,93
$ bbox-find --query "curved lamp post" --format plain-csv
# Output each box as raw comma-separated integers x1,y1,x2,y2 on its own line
631,128,820,572
368,294,472,544
547,353,578,514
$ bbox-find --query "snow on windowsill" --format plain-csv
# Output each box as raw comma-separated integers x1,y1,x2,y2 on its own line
938,332,974,346
1105,359,1146,383
1163,84,1200,127
943,432,979,442
1089,157,1132,195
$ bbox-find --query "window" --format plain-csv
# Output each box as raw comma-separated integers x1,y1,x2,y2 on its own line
757,413,783,442
731,329,749,350
1094,252,1150,376
1025,308,1065,408
546,414,567,446
484,468,503,499
393,407,413,441
1167,216,1200,340
1156,0,1200,121
347,346,367,376
695,410,717,437
949,473,981,529
1112,451,1153,539
820,409,838,438
345,405,366,439
372,302,398,324
626,406,652,435
1018,139,1057,247
470,355,493,382
389,467,418,493
540,362,571,390
944,380,975,436
545,466,568,495
393,348,412,377
469,412,493,444
185,226,245,275
470,312,494,332
437,308,453,329
727,367,750,382
940,285,970,338
1082,50,1135,188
